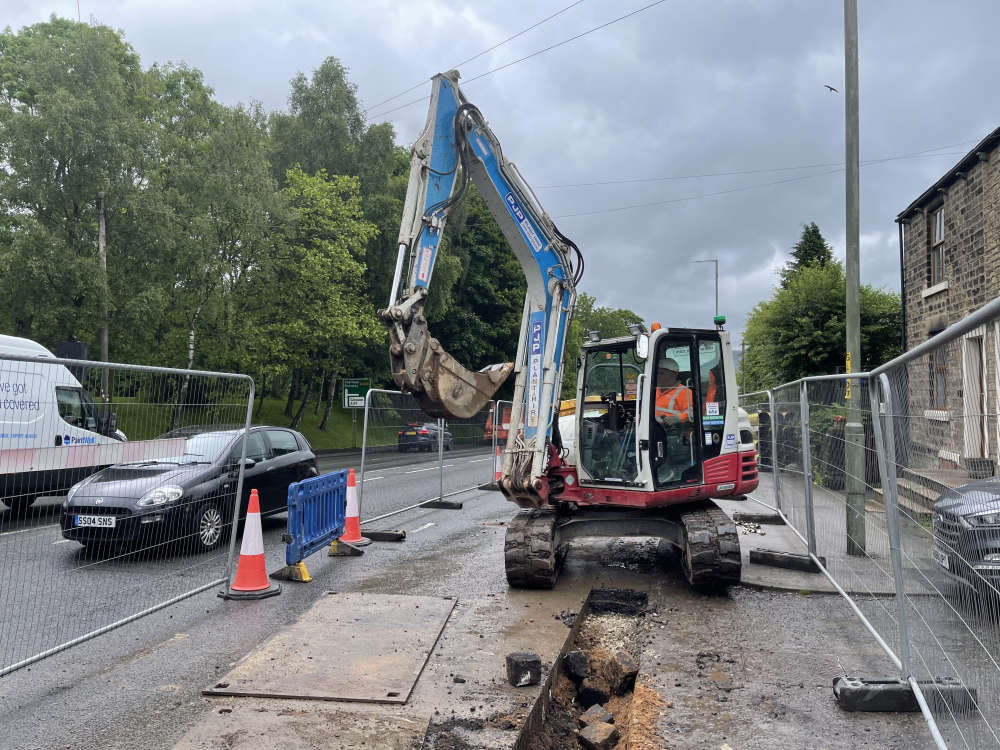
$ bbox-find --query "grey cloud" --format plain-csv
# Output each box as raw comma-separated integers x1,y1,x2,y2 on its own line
9,0,1000,349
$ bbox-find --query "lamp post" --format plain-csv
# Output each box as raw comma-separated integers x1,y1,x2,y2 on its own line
692,259,719,318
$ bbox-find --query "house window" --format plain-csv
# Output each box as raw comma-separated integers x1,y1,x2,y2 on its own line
930,347,947,410
929,206,945,285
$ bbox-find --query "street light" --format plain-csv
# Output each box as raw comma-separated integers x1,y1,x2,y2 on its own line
692,259,719,318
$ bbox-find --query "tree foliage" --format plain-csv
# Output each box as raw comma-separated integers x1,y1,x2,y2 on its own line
0,17,640,433
780,222,833,288
742,256,901,391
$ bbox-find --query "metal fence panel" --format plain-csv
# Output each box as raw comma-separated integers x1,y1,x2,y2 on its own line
802,375,902,670
756,296,1000,748
358,389,493,522
880,334,1000,748
0,353,253,677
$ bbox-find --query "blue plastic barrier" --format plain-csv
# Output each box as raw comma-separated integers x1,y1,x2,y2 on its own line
285,470,347,566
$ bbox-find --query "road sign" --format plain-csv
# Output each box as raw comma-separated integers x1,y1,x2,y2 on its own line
342,378,370,409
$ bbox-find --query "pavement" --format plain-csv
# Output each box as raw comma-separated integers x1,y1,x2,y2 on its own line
171,476,933,750
724,471,947,597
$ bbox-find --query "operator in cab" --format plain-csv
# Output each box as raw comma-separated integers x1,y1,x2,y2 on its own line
654,358,692,426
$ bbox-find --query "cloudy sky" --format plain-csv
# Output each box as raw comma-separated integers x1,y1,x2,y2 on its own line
7,0,1000,347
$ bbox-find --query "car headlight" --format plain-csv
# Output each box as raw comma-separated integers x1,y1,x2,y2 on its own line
965,511,1000,527
66,479,89,504
137,485,184,507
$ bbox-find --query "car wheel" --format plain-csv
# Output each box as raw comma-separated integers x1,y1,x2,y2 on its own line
188,500,226,553
445,441,452,451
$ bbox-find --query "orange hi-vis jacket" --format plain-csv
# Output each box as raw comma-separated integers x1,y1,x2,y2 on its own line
655,385,693,423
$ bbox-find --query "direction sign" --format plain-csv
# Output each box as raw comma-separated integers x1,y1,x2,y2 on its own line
342,378,370,409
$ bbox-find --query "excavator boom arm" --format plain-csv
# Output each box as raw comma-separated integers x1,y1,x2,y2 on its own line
382,71,580,503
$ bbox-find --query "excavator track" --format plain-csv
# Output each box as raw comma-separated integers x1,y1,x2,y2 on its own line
678,504,742,590
505,509,562,589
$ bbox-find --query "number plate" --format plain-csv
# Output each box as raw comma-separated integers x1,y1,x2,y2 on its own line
405,431,416,435
76,515,116,528
932,545,949,571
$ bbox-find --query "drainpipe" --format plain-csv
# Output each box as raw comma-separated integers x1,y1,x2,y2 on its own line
897,217,906,352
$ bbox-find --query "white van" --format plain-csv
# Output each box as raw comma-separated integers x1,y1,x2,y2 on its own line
0,335,126,510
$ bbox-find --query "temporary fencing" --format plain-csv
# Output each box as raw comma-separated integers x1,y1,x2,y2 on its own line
740,295,1000,749
285,470,347,565
0,352,253,677
358,389,496,521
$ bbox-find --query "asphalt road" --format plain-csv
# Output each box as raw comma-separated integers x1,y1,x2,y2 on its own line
0,445,492,705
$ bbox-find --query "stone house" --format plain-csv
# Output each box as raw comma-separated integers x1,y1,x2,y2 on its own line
896,126,1000,481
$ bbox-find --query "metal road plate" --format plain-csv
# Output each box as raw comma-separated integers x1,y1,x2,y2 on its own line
204,593,455,704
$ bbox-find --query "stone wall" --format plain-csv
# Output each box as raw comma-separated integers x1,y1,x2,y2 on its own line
901,148,1000,472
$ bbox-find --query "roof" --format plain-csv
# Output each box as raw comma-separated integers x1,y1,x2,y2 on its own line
0,334,53,357
897,126,1000,221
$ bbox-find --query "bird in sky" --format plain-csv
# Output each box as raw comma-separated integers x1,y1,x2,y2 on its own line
825,84,838,93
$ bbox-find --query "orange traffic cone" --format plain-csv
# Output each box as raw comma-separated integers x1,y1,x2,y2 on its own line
220,489,281,600
494,445,503,483
339,469,370,546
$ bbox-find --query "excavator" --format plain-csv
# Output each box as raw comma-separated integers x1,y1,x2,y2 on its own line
381,71,758,589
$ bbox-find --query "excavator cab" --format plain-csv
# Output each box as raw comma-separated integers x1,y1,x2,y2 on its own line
570,325,747,502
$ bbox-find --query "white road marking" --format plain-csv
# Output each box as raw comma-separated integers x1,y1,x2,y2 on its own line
0,523,58,537
404,467,437,474
362,476,383,482
467,458,492,463
51,538,74,545
409,522,435,533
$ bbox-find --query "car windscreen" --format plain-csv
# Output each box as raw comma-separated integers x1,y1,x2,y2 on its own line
153,432,234,464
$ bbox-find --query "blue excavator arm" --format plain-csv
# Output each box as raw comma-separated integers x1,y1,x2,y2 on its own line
381,70,581,502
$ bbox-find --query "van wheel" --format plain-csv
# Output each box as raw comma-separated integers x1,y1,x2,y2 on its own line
3,496,36,513
188,501,226,553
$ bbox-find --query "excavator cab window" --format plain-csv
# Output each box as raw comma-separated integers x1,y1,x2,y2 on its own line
578,347,641,483
650,337,701,487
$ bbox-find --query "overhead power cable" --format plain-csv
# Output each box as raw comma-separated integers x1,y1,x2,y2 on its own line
365,0,588,112
366,0,671,119
537,139,979,189
554,150,966,219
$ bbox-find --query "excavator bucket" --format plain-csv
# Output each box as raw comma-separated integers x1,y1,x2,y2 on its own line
387,311,513,419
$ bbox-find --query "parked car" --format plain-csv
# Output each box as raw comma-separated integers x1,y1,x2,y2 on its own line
397,422,452,452
60,426,318,553
932,479,1000,587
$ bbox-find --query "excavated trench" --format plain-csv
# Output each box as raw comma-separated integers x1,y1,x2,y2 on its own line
516,588,659,750
420,588,659,750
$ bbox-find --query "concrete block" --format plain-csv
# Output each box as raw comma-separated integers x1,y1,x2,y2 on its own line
578,704,613,727
577,721,619,749
562,650,590,681
505,652,541,687
577,676,611,708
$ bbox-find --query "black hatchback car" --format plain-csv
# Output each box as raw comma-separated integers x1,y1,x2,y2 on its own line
397,422,453,452
60,426,318,554
932,479,1000,586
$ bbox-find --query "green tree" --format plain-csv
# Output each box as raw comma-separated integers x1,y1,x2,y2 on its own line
561,293,644,398
270,57,410,387
742,260,901,390
780,222,833,288
245,167,380,429
0,17,151,353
